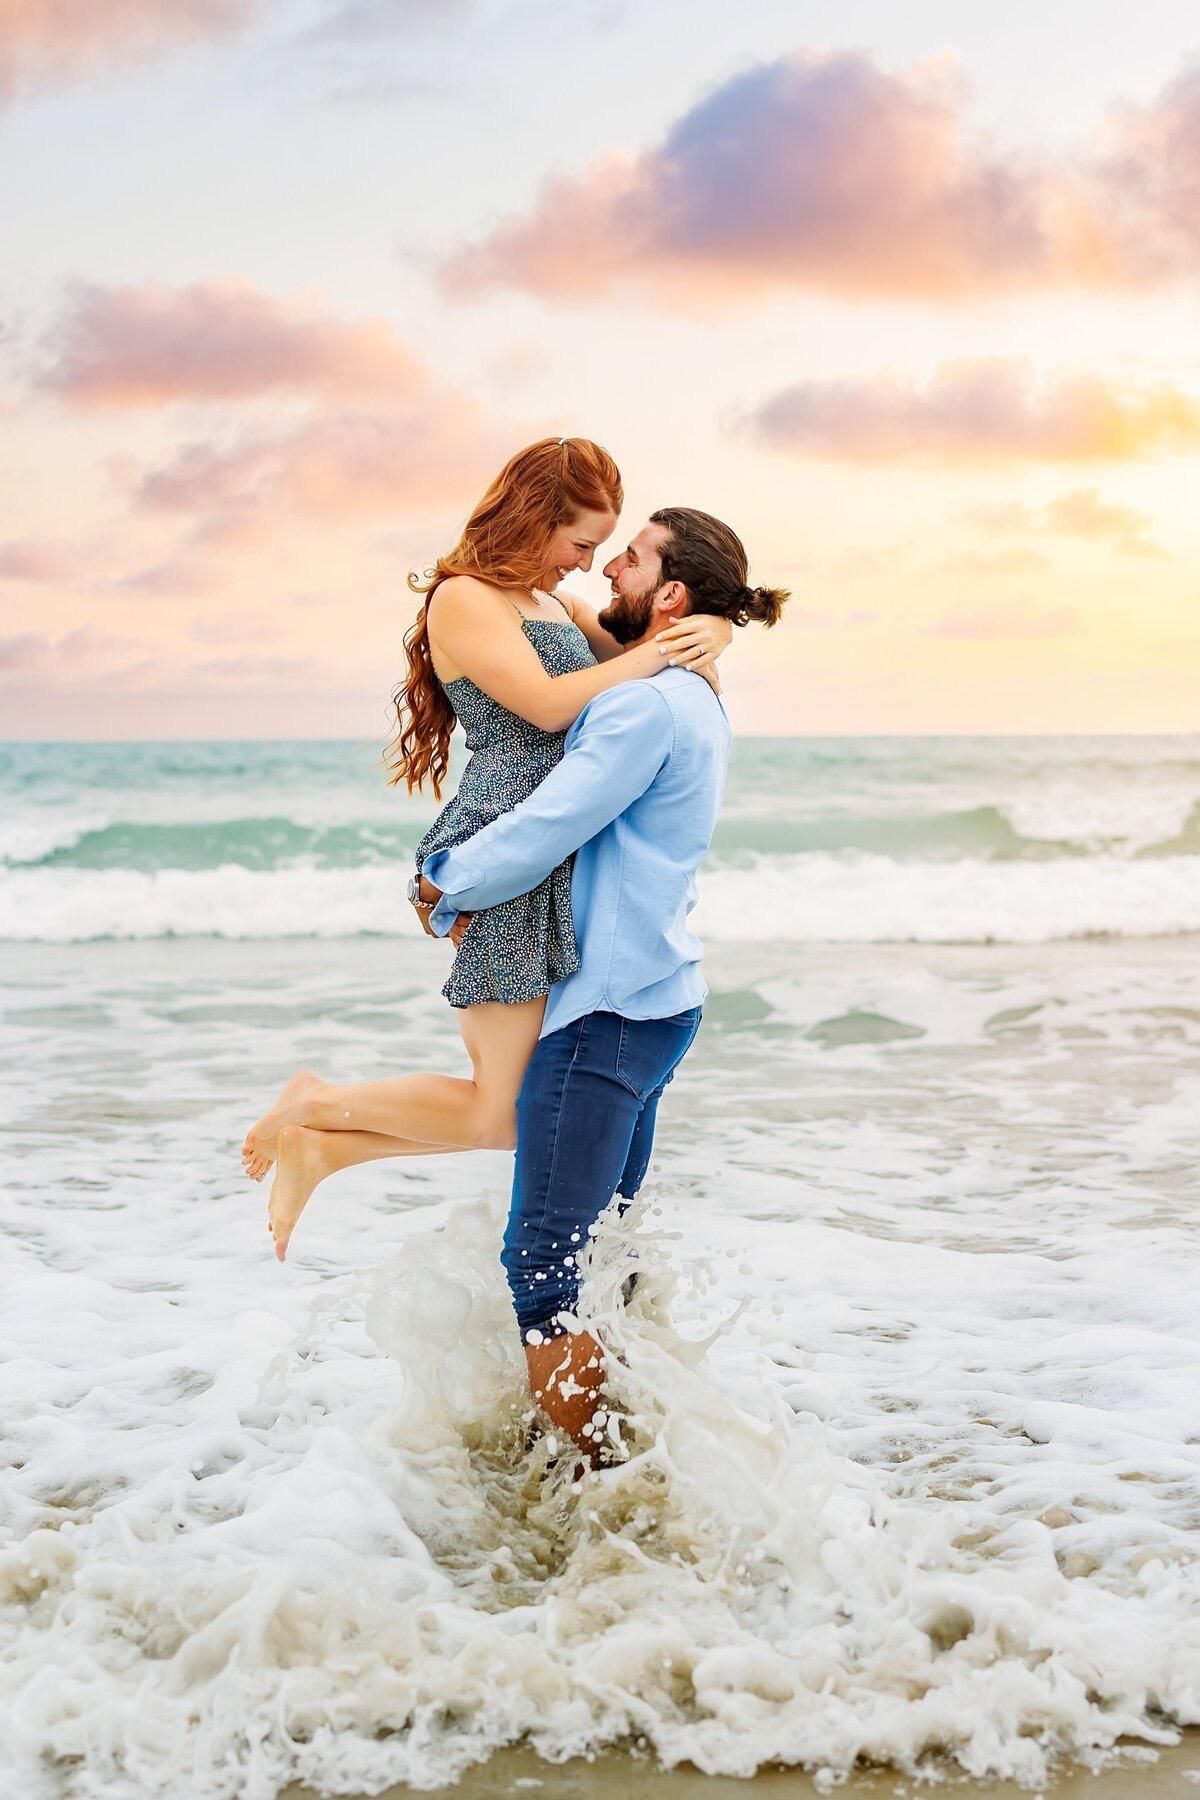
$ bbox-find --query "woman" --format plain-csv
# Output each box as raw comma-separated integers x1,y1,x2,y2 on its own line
241,438,731,1258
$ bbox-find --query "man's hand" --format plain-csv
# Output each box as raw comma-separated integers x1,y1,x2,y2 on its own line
417,874,442,906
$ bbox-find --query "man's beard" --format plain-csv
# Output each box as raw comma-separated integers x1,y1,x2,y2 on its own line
598,584,656,645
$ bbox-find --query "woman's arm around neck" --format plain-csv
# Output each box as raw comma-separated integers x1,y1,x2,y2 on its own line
426,576,665,734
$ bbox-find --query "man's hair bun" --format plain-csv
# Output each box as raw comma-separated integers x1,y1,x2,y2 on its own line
740,584,788,627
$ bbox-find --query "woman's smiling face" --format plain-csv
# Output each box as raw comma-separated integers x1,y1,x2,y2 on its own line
540,505,618,591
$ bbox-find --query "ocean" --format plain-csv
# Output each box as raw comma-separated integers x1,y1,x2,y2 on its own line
2,734,1199,1796
4,735,1200,943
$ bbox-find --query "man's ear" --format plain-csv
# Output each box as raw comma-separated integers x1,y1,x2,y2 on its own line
655,581,689,622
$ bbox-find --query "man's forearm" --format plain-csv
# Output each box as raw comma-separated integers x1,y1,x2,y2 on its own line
420,688,674,921
421,813,568,916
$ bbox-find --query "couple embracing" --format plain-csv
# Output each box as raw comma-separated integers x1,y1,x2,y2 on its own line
242,437,787,1457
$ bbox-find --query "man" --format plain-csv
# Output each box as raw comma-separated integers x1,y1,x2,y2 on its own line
419,508,787,1453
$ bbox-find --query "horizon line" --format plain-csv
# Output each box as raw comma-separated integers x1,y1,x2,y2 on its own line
3,729,1199,747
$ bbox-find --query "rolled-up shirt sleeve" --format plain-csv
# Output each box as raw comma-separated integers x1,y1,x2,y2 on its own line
422,684,675,917
428,892,459,937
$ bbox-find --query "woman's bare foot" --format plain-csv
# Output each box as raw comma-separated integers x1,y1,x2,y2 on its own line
266,1124,333,1261
242,1070,325,1181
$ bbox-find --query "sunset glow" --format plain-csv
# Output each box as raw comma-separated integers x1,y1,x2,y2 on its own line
2,0,1198,737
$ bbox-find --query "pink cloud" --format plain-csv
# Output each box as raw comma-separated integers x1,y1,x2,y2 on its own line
135,400,514,541
0,626,154,686
440,50,1200,306
191,652,322,685
962,501,1043,535
0,538,80,581
0,0,253,100
0,626,328,699
111,557,211,597
188,607,277,644
0,632,40,669
40,282,428,407
1042,488,1168,558
30,278,525,551
298,0,474,46
932,598,1081,639
964,487,1167,557
744,360,1200,463
1088,66,1200,282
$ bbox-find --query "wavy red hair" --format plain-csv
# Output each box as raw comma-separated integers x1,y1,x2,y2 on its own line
386,437,623,796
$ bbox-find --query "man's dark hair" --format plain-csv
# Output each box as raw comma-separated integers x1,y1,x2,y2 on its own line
650,507,789,627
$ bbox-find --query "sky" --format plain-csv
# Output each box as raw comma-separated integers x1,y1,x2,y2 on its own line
1,0,1198,738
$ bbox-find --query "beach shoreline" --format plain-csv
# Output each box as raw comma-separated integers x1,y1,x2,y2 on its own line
285,1733,1200,1797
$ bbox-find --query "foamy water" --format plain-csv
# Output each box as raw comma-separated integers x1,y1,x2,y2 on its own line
3,735,1200,951
3,916,1199,1795
5,850,1200,945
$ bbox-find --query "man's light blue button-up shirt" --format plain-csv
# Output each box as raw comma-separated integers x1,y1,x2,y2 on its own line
422,668,731,1039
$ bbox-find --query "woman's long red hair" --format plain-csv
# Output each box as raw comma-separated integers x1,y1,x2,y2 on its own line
386,437,623,797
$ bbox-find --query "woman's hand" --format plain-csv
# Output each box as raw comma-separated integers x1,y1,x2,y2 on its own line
655,613,733,674
417,873,473,946
448,913,474,948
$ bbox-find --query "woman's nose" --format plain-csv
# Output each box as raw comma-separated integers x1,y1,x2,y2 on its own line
579,550,594,571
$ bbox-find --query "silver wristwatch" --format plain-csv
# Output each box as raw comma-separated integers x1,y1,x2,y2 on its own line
407,872,438,938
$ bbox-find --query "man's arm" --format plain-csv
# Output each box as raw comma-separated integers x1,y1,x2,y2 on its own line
422,684,675,932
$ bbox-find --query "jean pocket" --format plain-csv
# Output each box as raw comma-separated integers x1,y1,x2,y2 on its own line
614,1009,702,1099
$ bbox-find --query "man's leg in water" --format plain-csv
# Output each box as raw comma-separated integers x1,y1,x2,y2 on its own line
613,1076,670,1303
508,1007,702,1452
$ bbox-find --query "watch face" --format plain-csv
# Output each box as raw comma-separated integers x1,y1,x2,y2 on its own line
407,875,419,902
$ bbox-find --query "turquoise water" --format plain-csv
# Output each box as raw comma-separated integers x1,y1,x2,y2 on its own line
2,735,1199,939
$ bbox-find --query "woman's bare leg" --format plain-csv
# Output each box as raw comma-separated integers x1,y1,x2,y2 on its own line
245,998,545,1174
267,1123,464,1261
243,1071,325,1180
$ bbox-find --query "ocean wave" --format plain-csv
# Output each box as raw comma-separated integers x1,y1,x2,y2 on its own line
5,798,1200,873
712,804,1086,861
0,815,426,872
3,852,1199,943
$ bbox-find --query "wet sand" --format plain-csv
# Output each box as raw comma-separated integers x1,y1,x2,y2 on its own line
286,1732,1200,1798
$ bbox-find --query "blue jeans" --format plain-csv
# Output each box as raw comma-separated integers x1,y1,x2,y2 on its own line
502,1006,703,1340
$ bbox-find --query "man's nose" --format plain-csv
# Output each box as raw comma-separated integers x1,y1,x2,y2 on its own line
602,556,619,580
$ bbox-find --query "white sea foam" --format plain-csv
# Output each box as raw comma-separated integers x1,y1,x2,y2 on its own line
3,736,1200,1795
697,851,1200,943
0,810,112,866
3,936,1200,1796
3,852,1200,944
1003,785,1197,853
3,1191,1198,1799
